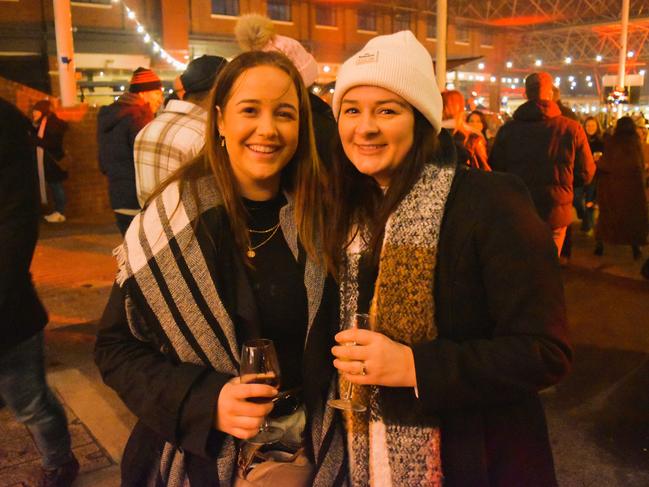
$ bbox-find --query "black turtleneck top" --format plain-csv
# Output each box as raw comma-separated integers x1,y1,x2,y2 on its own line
242,195,308,392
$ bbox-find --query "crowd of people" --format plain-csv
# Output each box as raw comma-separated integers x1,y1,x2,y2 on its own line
0,16,648,487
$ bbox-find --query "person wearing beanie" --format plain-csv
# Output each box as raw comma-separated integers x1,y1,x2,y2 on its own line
134,55,227,206
235,14,336,166
326,31,571,486
490,72,595,256
31,99,69,223
97,66,164,235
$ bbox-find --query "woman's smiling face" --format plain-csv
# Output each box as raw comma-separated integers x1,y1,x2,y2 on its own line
217,65,299,199
337,85,414,187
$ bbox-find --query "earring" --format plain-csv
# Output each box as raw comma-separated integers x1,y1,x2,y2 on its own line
220,136,225,147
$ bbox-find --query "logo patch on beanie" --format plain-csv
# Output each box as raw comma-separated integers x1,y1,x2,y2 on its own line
356,51,379,65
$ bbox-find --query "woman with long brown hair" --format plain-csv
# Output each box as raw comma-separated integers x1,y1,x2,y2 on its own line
95,51,346,486
326,31,571,486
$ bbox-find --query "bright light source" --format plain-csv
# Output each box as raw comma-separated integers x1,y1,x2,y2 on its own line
312,86,321,94
564,57,572,64
502,96,509,102
501,77,506,83
535,59,542,66
640,69,646,76
168,88,173,94
153,44,160,52
468,75,475,80
329,88,335,94
510,84,516,89
119,85,125,91
514,78,520,83
490,76,496,82
555,76,561,85
568,76,575,82
506,61,513,69
478,62,485,70
99,71,104,77
323,65,331,73
127,10,136,20
588,82,593,87
585,75,591,81
627,51,634,58
136,25,144,34
595,54,603,62
143,34,151,43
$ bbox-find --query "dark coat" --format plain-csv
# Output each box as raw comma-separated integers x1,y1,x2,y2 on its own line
489,100,595,228
0,98,48,353
595,134,649,245
412,167,571,486
34,113,68,183
309,93,336,167
97,93,153,211
94,205,343,486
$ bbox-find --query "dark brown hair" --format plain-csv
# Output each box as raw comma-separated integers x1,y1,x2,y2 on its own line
325,108,440,274
148,50,327,268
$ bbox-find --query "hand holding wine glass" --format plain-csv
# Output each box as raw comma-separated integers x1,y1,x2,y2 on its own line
239,339,284,444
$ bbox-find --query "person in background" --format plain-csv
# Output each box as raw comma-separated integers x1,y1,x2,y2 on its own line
1,97,78,487
490,72,595,256
594,116,648,260
466,109,493,152
97,67,163,235
327,31,570,486
31,100,69,223
581,116,605,234
95,51,346,486
134,55,227,206
235,13,336,166
441,90,490,170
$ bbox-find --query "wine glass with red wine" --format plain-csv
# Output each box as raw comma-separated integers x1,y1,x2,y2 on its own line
240,338,284,444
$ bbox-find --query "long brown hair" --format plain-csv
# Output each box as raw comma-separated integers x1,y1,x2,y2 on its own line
148,50,327,267
325,108,441,274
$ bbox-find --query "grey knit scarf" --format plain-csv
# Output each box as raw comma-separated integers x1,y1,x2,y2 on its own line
114,176,345,486
340,163,455,487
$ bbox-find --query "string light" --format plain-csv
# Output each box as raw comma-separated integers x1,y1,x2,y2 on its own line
112,0,187,71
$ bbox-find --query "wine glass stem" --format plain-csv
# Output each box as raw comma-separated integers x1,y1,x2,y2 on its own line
342,380,353,401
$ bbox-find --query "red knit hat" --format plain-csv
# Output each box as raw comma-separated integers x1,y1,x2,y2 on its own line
129,67,162,93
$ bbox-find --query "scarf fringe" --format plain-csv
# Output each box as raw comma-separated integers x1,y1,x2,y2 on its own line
113,243,129,287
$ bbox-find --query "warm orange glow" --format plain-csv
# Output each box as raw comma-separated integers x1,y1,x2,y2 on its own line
487,15,561,27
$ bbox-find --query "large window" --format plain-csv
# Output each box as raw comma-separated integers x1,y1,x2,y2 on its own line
393,11,410,32
211,0,239,16
267,0,291,22
427,15,436,39
357,7,376,32
455,25,470,44
315,5,336,27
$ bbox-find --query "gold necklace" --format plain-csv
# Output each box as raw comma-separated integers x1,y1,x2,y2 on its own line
247,222,280,258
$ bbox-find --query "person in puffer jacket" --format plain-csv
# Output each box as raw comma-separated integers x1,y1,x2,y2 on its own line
98,67,163,235
489,72,595,256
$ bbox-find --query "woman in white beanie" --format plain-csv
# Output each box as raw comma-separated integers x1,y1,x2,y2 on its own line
326,30,571,486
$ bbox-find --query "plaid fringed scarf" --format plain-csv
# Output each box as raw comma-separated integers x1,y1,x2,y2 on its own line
340,163,456,487
114,176,346,487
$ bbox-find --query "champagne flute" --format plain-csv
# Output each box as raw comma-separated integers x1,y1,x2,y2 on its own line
328,313,370,412
240,339,284,444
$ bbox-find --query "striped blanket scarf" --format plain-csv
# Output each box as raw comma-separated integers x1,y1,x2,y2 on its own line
114,175,345,486
339,163,456,486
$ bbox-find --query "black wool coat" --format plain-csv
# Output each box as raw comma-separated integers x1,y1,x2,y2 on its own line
0,98,48,353
412,167,572,486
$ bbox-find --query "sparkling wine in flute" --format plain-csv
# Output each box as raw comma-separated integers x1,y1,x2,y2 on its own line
328,313,370,412
240,339,284,444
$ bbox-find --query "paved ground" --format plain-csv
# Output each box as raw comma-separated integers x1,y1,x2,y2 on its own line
0,218,647,486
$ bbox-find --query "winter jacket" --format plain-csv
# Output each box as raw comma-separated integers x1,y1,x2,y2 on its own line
98,93,154,211
595,133,649,245
0,98,48,353
33,113,68,183
490,100,595,228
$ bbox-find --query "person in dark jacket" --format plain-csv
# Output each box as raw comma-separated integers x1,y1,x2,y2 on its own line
234,13,337,165
0,97,79,487
31,99,69,223
581,116,605,233
326,31,571,486
490,71,596,255
95,52,346,486
594,116,648,259
98,67,163,235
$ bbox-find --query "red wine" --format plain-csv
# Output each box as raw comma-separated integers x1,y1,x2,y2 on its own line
241,372,279,403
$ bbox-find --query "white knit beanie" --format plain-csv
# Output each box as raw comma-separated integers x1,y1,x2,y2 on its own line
235,14,319,87
332,31,442,133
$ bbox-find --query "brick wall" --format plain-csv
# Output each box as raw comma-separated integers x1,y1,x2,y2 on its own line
0,76,112,221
